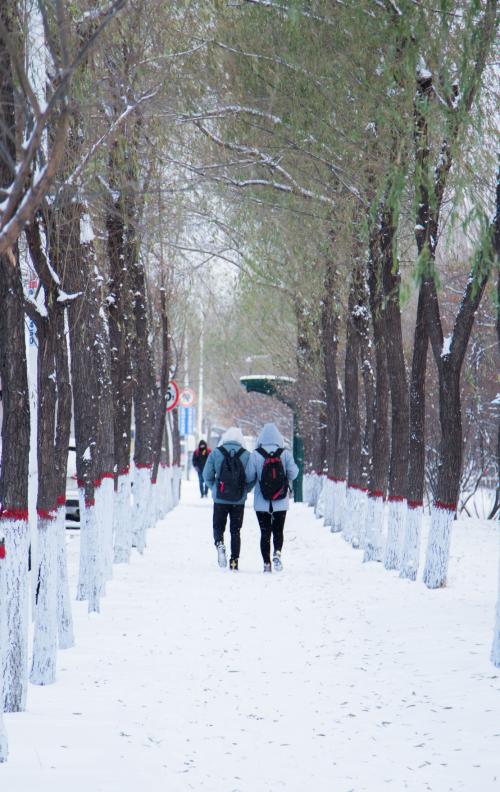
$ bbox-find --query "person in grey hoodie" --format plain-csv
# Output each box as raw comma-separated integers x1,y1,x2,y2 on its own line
245,423,299,573
203,427,251,571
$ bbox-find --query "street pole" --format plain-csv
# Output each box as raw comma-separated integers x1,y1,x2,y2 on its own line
184,338,189,480
197,320,204,440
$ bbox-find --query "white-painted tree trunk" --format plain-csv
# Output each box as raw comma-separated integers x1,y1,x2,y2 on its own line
302,473,311,505
422,502,455,589
30,514,58,685
352,489,368,549
322,478,333,527
77,494,101,612
113,471,132,563
165,466,174,513
132,465,152,553
2,515,30,711
0,535,8,761
363,494,384,562
384,498,406,570
172,465,182,507
491,526,500,667
399,503,422,581
162,464,172,515
86,499,102,613
150,479,158,524
76,487,90,601
343,486,357,544
330,479,346,534
99,475,114,584
315,475,326,520
56,502,73,650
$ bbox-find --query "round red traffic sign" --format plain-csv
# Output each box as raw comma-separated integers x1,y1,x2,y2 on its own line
179,387,196,407
166,380,180,412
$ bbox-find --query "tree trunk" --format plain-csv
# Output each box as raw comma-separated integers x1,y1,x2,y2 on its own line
364,228,389,562
55,194,102,611
400,288,428,580
344,275,364,546
131,249,158,551
0,5,30,711
380,203,409,570
53,307,73,649
492,214,500,666
321,254,344,530
0,253,30,713
351,263,374,549
107,144,134,563
29,314,59,685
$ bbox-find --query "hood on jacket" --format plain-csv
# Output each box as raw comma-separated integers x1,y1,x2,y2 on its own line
257,423,284,448
220,427,245,446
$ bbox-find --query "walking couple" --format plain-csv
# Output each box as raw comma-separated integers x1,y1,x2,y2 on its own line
203,423,299,573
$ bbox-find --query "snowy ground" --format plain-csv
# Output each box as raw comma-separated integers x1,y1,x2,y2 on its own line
1,481,499,792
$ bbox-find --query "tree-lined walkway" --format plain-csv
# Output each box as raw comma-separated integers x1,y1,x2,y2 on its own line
1,482,498,792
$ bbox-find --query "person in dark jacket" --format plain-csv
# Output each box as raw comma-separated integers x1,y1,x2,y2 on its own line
192,440,211,497
246,423,298,573
203,427,251,571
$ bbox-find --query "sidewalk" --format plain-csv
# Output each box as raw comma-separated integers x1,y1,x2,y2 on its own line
1,481,498,792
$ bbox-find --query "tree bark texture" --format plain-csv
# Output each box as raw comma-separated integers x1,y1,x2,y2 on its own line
0,4,30,712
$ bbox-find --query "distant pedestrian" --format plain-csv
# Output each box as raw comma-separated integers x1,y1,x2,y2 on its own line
192,440,211,497
203,427,251,571
246,423,298,573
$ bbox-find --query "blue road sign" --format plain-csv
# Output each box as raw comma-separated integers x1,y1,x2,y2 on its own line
179,406,196,435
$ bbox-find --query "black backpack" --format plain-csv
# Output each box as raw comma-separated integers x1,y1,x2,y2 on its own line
257,447,289,507
217,446,246,501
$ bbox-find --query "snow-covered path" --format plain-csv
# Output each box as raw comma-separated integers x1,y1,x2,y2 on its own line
2,481,499,792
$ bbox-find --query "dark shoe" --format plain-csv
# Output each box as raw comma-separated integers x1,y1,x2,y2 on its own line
229,558,238,571
272,551,283,572
216,542,227,568
263,562,272,573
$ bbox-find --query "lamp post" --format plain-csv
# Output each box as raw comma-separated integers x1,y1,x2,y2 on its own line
239,375,303,502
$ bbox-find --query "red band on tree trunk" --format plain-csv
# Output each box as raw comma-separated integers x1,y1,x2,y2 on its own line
118,466,130,476
434,499,456,512
0,541,5,559
0,508,29,521
101,472,114,480
369,490,384,499
348,483,368,492
151,477,157,485
57,495,66,506
407,499,423,510
135,463,152,470
388,495,405,503
37,508,57,520
85,497,95,508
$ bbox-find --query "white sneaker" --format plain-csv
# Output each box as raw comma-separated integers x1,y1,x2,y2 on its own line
217,542,227,568
272,551,283,572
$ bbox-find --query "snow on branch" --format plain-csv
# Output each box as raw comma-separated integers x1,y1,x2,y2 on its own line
180,105,283,126
57,290,82,304
0,0,127,256
240,0,338,25
67,87,161,186
193,122,335,207
212,41,325,88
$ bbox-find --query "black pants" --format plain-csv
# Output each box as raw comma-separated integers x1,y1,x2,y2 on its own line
256,510,287,563
213,503,245,560
197,470,208,497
